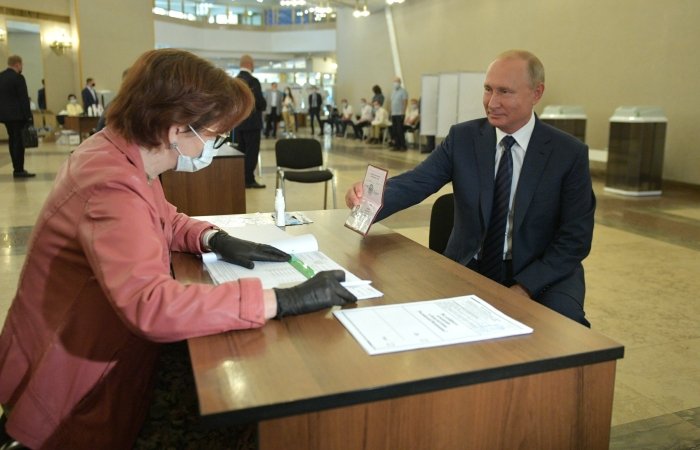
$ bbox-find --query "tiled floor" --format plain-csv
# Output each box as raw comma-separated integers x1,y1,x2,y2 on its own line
2,129,700,448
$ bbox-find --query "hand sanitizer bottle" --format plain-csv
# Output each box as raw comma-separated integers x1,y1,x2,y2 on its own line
275,188,285,227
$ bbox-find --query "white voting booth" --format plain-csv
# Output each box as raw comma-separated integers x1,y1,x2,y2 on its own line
420,72,486,139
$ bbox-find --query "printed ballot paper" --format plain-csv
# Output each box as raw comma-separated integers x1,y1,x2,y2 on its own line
334,295,533,355
345,165,388,236
201,225,383,300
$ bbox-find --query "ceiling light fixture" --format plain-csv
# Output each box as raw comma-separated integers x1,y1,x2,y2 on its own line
353,0,370,18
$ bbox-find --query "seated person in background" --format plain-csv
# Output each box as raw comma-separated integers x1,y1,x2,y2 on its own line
319,105,340,136
0,48,357,450
338,98,354,136
369,99,390,144
66,94,84,116
404,98,420,132
352,98,373,139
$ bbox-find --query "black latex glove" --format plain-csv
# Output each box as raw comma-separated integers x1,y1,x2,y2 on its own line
273,270,357,319
208,231,290,269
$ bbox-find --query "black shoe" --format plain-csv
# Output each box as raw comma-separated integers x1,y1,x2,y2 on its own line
420,148,433,154
13,171,36,178
246,181,266,189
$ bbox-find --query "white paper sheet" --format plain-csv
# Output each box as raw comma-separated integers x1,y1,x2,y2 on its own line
200,227,383,300
334,295,533,355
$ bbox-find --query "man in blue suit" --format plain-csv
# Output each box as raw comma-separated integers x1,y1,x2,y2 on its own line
235,54,267,188
345,50,595,326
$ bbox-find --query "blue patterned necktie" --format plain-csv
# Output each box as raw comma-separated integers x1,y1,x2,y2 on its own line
480,135,516,282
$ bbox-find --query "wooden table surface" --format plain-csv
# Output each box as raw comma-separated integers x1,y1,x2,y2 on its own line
175,210,624,445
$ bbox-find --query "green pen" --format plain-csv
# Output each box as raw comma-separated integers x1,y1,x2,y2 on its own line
289,255,315,279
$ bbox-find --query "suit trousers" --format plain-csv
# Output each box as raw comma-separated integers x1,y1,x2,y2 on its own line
264,107,279,138
391,115,406,149
308,108,321,135
466,258,590,327
236,129,261,185
2,121,27,173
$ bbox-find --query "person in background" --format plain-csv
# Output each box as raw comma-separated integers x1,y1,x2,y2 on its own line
281,86,296,137
0,48,356,450
389,77,409,151
37,79,46,111
346,50,594,327
403,98,421,143
0,55,34,178
263,82,282,139
371,84,384,108
369,99,390,144
81,77,99,112
307,86,323,136
338,98,354,137
65,94,84,116
95,68,129,133
235,54,267,189
352,98,373,140
319,105,340,136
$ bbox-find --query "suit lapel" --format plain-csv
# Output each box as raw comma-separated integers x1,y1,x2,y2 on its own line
475,122,497,227
513,120,553,230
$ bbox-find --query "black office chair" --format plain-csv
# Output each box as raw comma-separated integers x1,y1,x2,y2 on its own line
275,138,336,209
429,193,455,254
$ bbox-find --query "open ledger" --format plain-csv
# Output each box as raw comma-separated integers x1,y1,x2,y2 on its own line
200,223,383,300
333,295,533,355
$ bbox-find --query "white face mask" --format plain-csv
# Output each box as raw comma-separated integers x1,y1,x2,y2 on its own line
172,125,218,172
69,98,77,104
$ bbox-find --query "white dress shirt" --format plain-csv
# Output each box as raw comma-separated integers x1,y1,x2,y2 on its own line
493,111,536,259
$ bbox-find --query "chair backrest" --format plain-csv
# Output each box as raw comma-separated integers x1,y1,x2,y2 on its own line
275,138,324,170
429,193,455,254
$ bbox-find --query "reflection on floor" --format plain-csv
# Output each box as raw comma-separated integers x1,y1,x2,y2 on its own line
2,131,700,448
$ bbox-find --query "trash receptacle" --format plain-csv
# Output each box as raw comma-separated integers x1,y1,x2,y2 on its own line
540,105,586,143
605,106,666,196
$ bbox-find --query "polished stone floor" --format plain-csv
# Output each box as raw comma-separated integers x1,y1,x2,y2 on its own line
2,129,700,449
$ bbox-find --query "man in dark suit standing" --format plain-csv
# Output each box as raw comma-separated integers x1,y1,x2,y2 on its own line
345,50,595,327
0,55,35,178
307,86,323,136
81,77,99,113
37,79,46,111
236,54,267,188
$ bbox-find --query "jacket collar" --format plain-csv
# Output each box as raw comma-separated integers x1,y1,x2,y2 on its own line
475,117,552,230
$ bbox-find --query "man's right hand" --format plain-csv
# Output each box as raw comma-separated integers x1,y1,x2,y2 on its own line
345,181,363,208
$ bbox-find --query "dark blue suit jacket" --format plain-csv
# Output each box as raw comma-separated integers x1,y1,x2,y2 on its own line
0,68,31,122
81,86,98,111
377,117,595,302
236,70,266,131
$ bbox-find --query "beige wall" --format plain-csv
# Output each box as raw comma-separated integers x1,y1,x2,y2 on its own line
73,0,154,102
337,0,700,185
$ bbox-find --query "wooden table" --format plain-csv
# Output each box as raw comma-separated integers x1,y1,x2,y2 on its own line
63,115,99,142
160,146,246,216
174,210,624,450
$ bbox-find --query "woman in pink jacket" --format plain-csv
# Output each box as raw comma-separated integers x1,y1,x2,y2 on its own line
0,49,355,449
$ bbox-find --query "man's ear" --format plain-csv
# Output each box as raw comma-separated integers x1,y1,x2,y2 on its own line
532,83,545,105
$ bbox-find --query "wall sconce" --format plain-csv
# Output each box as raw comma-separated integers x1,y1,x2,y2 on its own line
49,33,72,55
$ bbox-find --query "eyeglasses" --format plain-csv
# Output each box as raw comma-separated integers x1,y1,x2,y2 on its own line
212,134,230,149
192,125,230,149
